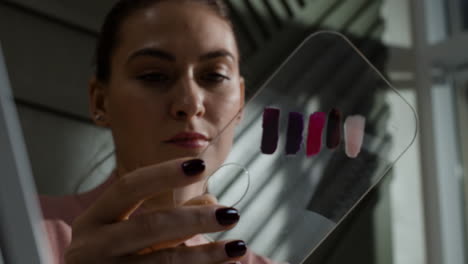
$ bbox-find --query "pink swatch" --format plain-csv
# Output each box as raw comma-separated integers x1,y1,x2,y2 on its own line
306,112,326,157
344,115,366,158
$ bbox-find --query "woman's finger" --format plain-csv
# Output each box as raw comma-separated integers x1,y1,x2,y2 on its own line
101,205,240,256
123,240,247,264
79,158,206,226
183,193,218,206
135,194,220,253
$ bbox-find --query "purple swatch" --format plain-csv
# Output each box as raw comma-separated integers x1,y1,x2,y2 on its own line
261,107,280,154
286,112,304,155
326,108,342,149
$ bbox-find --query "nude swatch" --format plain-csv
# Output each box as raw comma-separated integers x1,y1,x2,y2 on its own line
261,107,280,154
306,112,326,157
344,115,366,158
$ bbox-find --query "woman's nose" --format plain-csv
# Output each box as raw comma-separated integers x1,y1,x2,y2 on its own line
169,77,205,120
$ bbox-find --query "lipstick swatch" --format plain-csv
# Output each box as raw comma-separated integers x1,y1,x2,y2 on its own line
306,112,326,157
285,112,304,155
326,108,342,149
261,107,280,154
344,115,366,158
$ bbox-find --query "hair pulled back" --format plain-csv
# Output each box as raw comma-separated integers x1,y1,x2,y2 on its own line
94,0,233,82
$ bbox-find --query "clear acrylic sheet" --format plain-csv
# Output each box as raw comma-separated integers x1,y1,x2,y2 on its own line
175,31,418,263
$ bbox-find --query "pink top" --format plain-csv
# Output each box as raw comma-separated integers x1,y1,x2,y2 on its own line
40,172,276,264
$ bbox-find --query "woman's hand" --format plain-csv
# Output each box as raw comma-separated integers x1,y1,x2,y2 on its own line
64,158,246,264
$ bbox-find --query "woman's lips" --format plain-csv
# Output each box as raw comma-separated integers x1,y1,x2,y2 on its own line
167,138,209,148
165,132,210,149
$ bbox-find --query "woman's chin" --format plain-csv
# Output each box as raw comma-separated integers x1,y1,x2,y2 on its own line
163,142,211,157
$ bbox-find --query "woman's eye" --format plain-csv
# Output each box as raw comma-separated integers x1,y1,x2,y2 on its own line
202,73,230,83
137,73,169,83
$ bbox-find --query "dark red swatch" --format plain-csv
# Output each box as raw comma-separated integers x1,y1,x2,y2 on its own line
261,107,280,154
306,112,326,156
326,108,342,149
285,112,304,155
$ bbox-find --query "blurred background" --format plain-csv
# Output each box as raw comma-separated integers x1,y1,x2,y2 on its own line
0,0,467,263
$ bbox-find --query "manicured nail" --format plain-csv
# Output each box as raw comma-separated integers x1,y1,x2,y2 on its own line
307,112,326,156
344,115,366,158
326,108,342,149
216,208,240,226
261,107,280,154
225,240,247,258
181,159,205,176
285,112,304,155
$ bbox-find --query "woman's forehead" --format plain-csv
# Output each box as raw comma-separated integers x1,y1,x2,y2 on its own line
115,1,238,63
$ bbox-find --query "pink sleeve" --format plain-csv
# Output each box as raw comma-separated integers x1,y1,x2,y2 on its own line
40,195,79,264
241,249,289,264
38,174,116,264
43,219,72,264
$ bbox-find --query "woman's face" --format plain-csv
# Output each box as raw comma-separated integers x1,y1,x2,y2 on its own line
90,1,244,176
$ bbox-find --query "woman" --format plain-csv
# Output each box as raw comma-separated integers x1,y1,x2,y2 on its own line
40,0,277,263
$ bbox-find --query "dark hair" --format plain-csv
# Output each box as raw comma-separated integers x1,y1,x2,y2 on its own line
94,0,235,82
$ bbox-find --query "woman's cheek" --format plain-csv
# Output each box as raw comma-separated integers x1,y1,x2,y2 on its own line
212,92,243,124
206,93,240,142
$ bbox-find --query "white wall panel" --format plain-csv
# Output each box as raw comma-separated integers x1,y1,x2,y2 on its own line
17,105,114,196
0,3,96,118
3,0,116,32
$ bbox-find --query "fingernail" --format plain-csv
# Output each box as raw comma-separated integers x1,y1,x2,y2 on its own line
225,240,247,258
307,112,326,156
326,108,342,149
181,159,205,176
216,208,240,226
285,112,304,155
261,107,280,154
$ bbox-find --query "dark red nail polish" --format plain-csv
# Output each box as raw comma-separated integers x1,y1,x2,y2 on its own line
307,112,326,156
326,108,342,149
181,159,205,176
285,112,304,155
225,240,247,258
261,108,280,154
216,208,240,226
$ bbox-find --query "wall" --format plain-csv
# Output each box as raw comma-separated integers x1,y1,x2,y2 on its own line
0,1,115,195
381,0,427,263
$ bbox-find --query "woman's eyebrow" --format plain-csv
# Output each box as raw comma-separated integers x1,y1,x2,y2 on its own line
199,50,235,62
127,48,176,64
126,48,235,64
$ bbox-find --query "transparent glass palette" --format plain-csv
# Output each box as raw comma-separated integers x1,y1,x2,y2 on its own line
178,31,418,263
